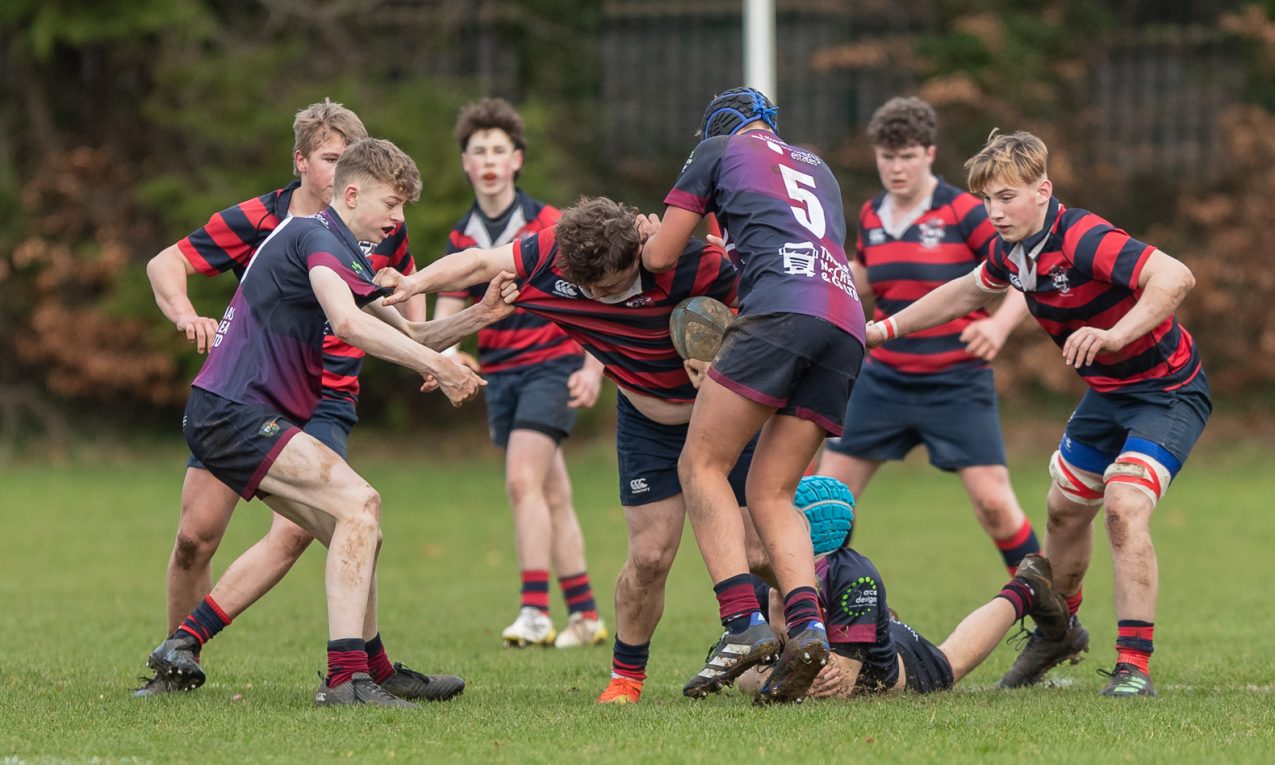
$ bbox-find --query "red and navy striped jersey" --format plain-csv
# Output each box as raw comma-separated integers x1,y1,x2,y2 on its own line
512,228,738,403
193,210,387,423
438,190,582,373
176,181,415,403
665,132,865,342
858,179,997,374
978,198,1200,393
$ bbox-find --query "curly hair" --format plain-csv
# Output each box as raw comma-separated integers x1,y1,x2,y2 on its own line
866,97,937,150
334,138,422,203
965,130,1049,194
292,99,368,175
454,97,526,153
555,197,641,286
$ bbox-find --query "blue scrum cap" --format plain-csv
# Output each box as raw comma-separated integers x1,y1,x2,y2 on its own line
794,475,855,555
699,87,779,140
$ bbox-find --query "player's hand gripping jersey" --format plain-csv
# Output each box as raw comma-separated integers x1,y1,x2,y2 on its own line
976,198,1200,393
176,181,415,404
192,209,387,424
664,132,865,342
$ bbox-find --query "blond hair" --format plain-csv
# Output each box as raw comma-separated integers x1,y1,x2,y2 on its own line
333,138,422,203
965,130,1048,193
292,99,368,172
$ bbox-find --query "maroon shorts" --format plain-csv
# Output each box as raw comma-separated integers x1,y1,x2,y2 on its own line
183,387,301,500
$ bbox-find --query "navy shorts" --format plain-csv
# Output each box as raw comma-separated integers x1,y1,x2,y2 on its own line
615,392,755,507
827,362,1007,470
890,619,954,694
1060,370,1212,478
484,355,583,448
708,312,864,436
183,387,302,500
186,395,356,468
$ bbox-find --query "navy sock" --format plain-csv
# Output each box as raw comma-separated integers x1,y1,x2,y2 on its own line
176,596,231,648
782,586,821,638
611,637,650,681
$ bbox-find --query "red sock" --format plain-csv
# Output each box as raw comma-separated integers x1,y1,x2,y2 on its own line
365,633,395,684
1116,620,1154,674
520,569,550,612
326,638,368,687
995,519,1041,577
1064,588,1084,617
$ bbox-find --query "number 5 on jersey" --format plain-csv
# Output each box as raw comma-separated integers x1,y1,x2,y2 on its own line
779,164,826,239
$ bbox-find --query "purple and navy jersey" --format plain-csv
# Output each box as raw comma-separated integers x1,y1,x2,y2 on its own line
512,227,738,403
665,132,864,342
192,208,387,424
175,181,415,403
817,547,900,692
438,190,581,372
978,197,1200,393
859,180,997,374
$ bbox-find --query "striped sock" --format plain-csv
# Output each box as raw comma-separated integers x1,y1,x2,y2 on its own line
714,573,761,629
1065,588,1084,617
782,586,823,638
1116,620,1154,674
176,596,231,648
995,519,1041,576
611,637,650,682
520,569,550,613
559,572,598,619
326,638,368,687
365,633,394,684
996,579,1036,620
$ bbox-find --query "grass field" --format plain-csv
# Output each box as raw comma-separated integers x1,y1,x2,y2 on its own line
1,434,1272,764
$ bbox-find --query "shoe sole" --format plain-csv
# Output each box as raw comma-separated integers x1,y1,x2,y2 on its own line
755,640,829,705
146,652,205,692
683,636,782,699
502,636,556,648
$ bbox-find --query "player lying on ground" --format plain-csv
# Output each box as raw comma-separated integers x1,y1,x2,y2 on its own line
379,196,768,705
156,138,513,708
737,476,1071,701
434,98,607,648
864,130,1211,696
641,87,867,704
137,99,431,698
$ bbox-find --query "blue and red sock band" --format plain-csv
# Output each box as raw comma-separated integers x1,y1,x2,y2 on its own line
995,519,1041,576
1116,620,1154,674
176,595,231,647
520,569,550,613
559,572,598,619
713,573,761,627
611,637,649,682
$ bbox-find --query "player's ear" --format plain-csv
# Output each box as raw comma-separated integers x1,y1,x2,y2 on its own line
294,149,307,176
511,148,524,173
1036,177,1053,203
341,182,359,208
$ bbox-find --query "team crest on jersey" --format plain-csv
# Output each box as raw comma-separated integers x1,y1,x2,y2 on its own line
839,575,878,619
867,228,886,245
1009,272,1025,291
1048,265,1072,294
259,418,281,437
918,218,945,249
625,296,654,308
553,279,580,298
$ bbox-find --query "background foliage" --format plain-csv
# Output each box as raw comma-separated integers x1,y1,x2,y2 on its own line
2,1,1273,448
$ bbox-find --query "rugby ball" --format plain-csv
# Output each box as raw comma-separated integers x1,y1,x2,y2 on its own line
669,296,734,361
794,475,856,555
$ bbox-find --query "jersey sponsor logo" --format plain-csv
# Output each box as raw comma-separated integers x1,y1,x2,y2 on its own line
867,228,886,245
779,241,861,301
259,417,281,437
1048,264,1072,294
553,279,580,298
629,477,650,494
789,148,821,167
839,575,878,619
349,259,365,276
919,218,945,249
212,305,236,349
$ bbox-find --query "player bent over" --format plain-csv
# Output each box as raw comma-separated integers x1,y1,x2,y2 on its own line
640,88,867,704
737,477,1071,701
380,196,759,704
137,100,428,696
163,138,509,707
818,96,1039,577
434,98,607,648
864,131,1210,696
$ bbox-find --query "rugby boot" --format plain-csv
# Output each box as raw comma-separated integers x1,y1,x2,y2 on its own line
554,613,609,648
378,662,465,702
755,620,830,705
314,672,417,708
683,614,781,699
998,615,1090,688
146,632,205,692
596,676,643,705
1012,554,1070,641
1099,663,1157,697
501,607,557,647
131,673,186,698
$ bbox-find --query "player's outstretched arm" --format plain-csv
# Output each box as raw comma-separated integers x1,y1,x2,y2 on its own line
640,207,695,273
379,243,517,306
312,267,484,407
431,295,481,371
867,269,994,347
146,243,220,353
1061,249,1195,368
404,272,520,351
961,287,1029,361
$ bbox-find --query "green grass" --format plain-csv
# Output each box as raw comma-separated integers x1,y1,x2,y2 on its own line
1,437,1272,764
